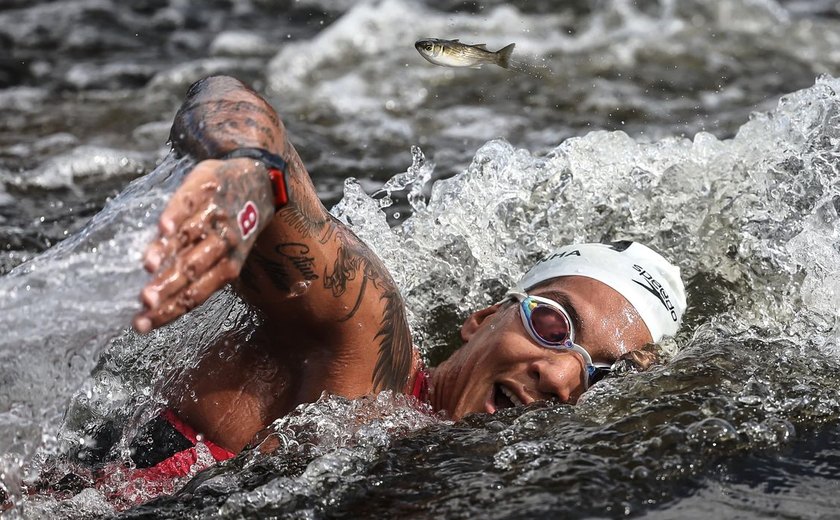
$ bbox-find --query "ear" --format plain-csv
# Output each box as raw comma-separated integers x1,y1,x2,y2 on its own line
460,304,502,343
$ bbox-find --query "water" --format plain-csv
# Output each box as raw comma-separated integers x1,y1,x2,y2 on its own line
2,0,840,517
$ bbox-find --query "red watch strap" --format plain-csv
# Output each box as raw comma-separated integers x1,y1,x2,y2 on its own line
268,168,288,208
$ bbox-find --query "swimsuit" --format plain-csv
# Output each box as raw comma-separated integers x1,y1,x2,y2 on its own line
30,363,434,510
130,367,428,480
91,366,431,502
86,410,236,507
126,409,234,480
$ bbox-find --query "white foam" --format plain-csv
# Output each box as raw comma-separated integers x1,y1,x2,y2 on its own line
332,75,840,357
24,146,151,189
210,31,275,57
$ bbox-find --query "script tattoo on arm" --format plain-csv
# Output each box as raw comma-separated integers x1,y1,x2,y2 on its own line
323,223,413,392
276,243,319,281
240,248,292,293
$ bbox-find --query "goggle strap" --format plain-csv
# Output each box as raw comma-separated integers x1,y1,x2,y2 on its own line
562,340,594,366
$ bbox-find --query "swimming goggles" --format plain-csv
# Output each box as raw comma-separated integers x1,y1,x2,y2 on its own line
505,291,613,388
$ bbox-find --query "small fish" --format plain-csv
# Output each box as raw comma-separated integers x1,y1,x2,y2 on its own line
415,38,516,70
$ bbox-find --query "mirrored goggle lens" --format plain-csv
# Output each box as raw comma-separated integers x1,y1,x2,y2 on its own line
528,304,572,344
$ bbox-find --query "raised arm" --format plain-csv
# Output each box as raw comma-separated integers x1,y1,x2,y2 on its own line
134,76,414,394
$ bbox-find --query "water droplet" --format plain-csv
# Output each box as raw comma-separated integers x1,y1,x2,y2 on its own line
290,280,311,297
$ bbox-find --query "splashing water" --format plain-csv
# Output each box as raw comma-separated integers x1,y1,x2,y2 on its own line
9,74,840,518
0,155,189,501
335,75,840,361
3,0,840,517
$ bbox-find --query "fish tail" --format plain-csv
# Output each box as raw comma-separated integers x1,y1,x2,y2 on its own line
496,43,516,69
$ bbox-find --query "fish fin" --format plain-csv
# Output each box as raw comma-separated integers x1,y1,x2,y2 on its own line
473,43,488,49
451,38,460,42
496,43,516,69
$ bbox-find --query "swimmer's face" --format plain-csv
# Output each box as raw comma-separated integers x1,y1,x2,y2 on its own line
430,276,653,420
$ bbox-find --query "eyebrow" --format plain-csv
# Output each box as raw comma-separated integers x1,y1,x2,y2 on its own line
534,289,585,338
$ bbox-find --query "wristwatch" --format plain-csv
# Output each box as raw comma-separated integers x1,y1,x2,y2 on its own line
218,147,289,211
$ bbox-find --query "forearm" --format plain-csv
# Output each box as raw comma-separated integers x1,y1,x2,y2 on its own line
168,75,329,267
165,75,384,327
147,76,414,393
169,75,285,160
168,75,327,243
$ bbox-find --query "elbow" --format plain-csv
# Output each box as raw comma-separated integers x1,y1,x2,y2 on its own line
184,75,251,102
170,75,283,160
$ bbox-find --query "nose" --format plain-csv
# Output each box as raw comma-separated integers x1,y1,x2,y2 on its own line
528,353,588,403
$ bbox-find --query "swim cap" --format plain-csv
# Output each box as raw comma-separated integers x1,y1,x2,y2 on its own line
512,241,687,342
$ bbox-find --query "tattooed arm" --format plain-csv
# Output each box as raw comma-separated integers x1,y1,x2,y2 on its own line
134,76,414,396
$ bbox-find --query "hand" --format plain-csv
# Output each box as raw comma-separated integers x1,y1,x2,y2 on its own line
134,158,274,333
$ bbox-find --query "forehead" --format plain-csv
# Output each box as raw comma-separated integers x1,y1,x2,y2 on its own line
528,275,653,356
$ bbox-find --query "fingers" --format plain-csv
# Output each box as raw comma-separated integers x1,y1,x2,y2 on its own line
157,161,223,237
135,157,270,334
143,204,225,273
141,233,232,309
134,258,240,333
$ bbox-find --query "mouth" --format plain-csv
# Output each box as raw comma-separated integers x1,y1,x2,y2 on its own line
487,383,524,413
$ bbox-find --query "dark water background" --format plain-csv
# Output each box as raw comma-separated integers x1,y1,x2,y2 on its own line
3,0,840,518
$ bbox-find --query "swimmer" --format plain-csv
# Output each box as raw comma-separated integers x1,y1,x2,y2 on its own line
125,75,686,477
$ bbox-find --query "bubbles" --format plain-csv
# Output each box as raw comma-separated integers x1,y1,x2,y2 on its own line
184,392,443,518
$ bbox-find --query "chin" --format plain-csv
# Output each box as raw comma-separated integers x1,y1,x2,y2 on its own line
437,386,482,421
449,384,494,420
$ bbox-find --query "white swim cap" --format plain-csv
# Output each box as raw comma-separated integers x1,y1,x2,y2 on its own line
512,242,687,342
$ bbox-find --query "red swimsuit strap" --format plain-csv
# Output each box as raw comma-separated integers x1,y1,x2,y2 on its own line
410,366,430,404
97,411,237,498
161,409,235,462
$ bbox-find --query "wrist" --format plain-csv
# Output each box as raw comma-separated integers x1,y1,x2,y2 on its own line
218,147,290,211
